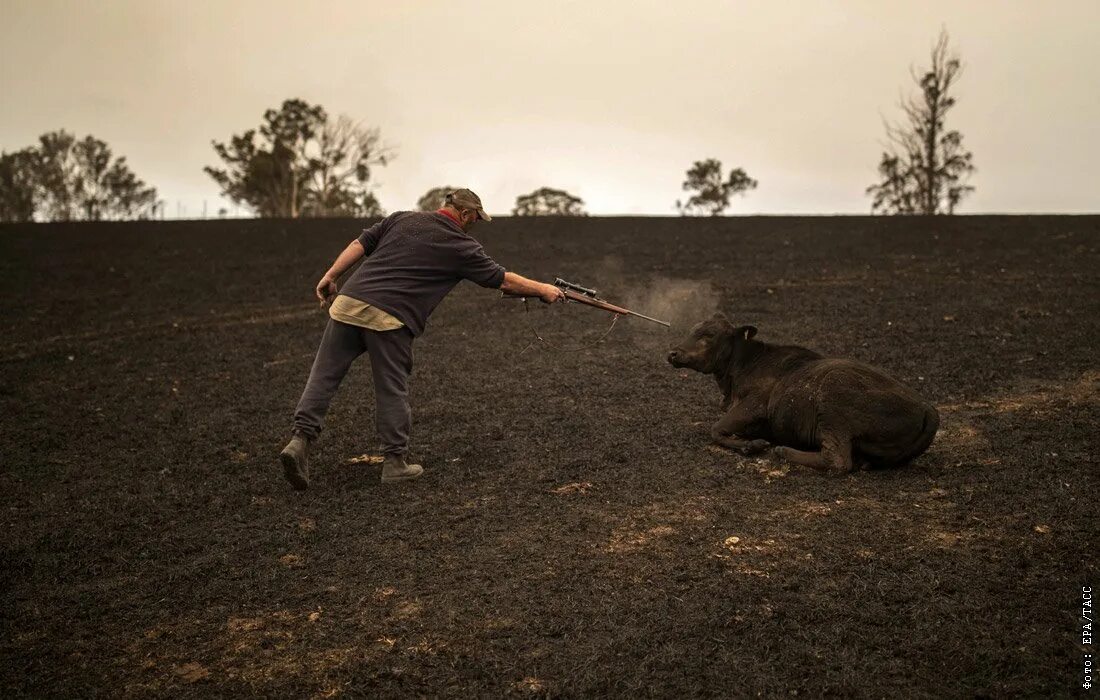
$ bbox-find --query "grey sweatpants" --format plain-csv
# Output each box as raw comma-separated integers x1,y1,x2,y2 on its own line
292,319,414,455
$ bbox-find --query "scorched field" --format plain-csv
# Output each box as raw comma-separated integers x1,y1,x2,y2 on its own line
1,215,1096,697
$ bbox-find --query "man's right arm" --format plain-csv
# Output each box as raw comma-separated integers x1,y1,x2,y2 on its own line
314,215,394,304
316,239,366,306
500,271,565,304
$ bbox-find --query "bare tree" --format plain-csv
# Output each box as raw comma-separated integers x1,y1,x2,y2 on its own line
676,159,757,216
867,30,975,215
304,115,390,217
205,99,392,218
512,187,587,216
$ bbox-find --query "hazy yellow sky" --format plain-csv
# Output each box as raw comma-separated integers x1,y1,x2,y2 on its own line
2,0,1097,215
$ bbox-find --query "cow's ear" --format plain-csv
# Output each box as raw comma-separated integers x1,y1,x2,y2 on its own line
736,325,757,340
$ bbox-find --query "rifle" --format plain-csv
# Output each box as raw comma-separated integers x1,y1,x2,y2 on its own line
503,277,670,328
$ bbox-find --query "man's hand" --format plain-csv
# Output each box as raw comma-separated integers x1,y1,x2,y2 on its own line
316,275,338,307
314,239,366,308
539,283,566,304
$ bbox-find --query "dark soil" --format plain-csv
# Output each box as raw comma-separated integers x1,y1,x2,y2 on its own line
1,215,1097,698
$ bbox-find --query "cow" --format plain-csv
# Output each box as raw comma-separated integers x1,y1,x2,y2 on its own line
666,313,939,474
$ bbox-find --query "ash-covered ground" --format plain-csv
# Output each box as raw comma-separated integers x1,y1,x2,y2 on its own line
1,215,1096,697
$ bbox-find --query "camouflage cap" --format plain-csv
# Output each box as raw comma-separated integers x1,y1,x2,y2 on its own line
445,188,492,222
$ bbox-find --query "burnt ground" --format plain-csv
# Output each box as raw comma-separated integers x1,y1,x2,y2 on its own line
0,215,1097,698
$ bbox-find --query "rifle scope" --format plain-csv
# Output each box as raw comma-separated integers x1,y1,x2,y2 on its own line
554,278,599,297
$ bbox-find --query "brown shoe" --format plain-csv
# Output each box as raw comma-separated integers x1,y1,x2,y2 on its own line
279,434,310,490
380,454,423,483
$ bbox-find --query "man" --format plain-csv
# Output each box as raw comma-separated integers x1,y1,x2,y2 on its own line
279,188,564,490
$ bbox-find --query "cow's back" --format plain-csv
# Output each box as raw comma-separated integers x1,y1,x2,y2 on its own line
765,358,937,460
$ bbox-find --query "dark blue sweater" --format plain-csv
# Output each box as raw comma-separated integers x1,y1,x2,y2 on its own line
339,211,506,336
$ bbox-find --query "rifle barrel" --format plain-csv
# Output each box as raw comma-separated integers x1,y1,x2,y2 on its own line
627,310,671,328
565,290,670,327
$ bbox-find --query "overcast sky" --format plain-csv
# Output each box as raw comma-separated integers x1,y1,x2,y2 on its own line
1,0,1097,216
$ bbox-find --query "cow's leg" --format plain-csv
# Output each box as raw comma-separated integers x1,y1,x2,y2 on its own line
774,432,854,474
711,403,770,455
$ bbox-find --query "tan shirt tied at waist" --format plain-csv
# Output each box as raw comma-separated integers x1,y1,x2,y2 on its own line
328,294,405,331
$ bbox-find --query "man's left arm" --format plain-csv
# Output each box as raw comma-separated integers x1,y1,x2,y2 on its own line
458,243,508,290
460,244,564,304
499,271,564,303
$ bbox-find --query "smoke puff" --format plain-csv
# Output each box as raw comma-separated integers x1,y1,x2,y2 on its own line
623,277,721,333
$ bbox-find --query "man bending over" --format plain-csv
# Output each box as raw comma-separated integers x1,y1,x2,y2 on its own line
279,188,564,489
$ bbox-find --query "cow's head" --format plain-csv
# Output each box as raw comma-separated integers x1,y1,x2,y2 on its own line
667,312,757,374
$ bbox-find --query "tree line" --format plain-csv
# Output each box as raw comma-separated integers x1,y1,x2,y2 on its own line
1,30,973,223
0,131,158,222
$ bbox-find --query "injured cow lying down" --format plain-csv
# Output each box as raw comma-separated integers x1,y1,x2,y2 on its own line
667,313,939,474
